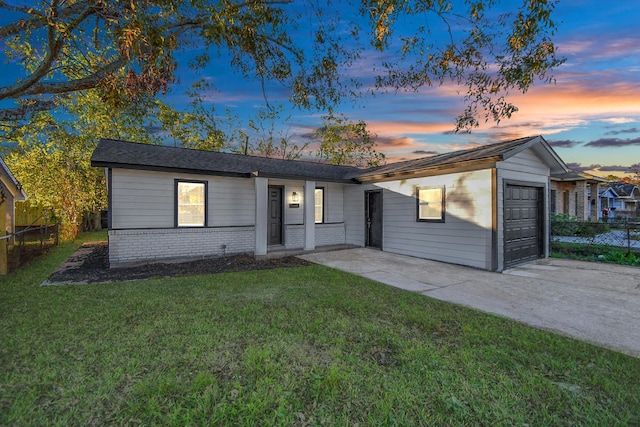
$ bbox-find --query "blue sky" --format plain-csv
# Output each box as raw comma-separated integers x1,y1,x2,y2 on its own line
1,1,638,176
173,0,640,176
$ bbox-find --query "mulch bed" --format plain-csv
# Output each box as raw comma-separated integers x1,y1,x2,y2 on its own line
46,242,309,284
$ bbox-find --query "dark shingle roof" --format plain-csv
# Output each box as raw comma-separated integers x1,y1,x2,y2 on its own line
91,136,567,183
354,135,566,180
551,170,608,183
608,182,639,198
91,139,362,183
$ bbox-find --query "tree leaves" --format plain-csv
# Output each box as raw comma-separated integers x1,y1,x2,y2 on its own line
0,0,565,129
315,114,385,167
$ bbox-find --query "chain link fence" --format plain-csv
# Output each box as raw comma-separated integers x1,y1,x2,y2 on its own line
6,224,60,272
551,218,640,257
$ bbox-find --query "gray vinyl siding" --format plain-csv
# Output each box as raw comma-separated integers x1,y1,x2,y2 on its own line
110,169,255,229
344,183,373,246
496,149,551,271
322,182,345,223
378,169,494,270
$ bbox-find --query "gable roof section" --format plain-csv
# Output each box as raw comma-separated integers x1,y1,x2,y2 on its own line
0,157,27,201
604,182,639,199
355,135,567,181
91,139,362,183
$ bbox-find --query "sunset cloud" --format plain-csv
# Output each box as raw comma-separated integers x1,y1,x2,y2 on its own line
374,136,414,148
597,165,633,172
584,137,640,148
548,140,581,148
412,150,439,156
605,127,639,135
565,162,601,172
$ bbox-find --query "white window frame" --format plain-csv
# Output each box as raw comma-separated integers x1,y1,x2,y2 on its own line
416,185,445,222
315,187,324,224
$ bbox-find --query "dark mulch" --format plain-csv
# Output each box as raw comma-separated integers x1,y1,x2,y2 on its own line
47,242,310,284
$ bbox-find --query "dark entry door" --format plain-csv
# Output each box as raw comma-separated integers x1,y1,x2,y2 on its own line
268,186,283,245
504,184,543,267
365,190,383,249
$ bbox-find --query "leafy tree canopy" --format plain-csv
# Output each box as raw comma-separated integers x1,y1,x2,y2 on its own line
0,0,564,130
315,113,385,167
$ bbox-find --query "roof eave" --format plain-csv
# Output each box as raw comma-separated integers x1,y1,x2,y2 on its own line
92,161,359,184
0,157,28,201
252,171,359,184
356,157,501,182
91,161,252,179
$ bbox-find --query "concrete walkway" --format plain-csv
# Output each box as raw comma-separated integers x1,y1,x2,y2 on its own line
299,248,640,357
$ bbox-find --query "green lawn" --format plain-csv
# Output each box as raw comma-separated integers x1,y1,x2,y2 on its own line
2,233,639,426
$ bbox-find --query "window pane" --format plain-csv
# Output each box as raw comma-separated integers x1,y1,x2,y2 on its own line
417,186,444,221
315,188,324,223
178,182,205,226
419,203,441,220
419,188,441,203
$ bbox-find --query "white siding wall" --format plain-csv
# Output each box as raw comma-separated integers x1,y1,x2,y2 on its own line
379,170,493,270
111,169,174,229
344,183,371,246
322,182,345,223
110,169,255,229
496,149,551,271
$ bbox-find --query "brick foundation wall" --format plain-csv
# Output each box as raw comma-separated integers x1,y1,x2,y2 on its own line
109,226,255,266
283,223,346,249
284,225,304,249
316,223,346,246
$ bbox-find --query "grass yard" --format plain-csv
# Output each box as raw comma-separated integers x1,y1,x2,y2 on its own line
1,233,639,425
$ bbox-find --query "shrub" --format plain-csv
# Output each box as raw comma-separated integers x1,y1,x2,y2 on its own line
550,213,579,236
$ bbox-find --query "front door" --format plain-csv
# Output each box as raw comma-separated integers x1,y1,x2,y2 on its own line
365,190,383,249
268,186,283,245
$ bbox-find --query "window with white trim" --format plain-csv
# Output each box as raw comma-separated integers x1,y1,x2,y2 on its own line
416,186,445,222
315,187,324,223
176,180,207,227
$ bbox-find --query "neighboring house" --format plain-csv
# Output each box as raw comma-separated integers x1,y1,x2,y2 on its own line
599,182,640,220
91,135,567,271
550,171,608,221
0,157,28,245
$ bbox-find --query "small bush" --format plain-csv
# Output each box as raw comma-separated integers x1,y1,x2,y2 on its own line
550,213,579,236
551,215,609,237
602,251,640,266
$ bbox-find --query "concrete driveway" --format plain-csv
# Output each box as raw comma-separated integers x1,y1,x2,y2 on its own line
300,248,640,357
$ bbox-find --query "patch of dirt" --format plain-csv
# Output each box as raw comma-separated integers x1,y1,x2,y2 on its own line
46,242,309,284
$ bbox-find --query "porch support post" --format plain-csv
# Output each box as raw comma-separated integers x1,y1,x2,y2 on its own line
576,180,587,221
590,183,601,221
254,177,268,256
304,180,315,251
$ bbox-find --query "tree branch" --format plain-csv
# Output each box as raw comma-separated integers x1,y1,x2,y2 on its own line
15,56,127,97
0,1,97,38
0,99,57,121
0,3,100,101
